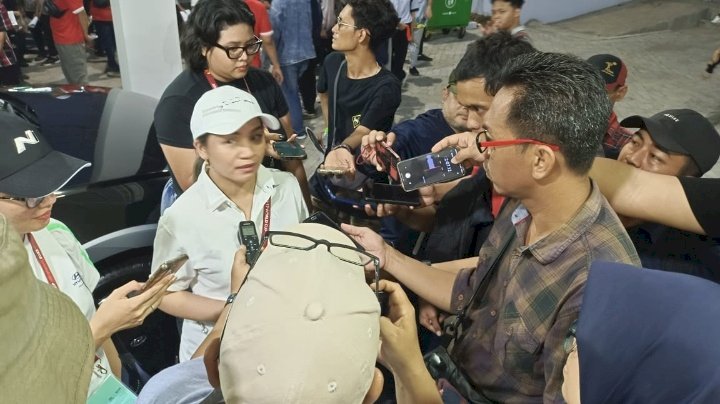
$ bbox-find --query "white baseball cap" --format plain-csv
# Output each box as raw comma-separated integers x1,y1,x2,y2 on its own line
190,86,280,140
219,223,380,404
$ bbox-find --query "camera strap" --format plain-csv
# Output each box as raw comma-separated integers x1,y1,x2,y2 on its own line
442,202,516,350
326,59,347,157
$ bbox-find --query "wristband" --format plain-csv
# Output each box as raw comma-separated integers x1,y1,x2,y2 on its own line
225,292,237,306
332,143,354,154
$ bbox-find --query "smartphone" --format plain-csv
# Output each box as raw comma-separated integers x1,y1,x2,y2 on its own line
396,148,467,192
320,181,376,212
316,167,349,176
375,142,401,183
273,141,307,160
131,254,188,296
238,220,261,265
362,182,421,206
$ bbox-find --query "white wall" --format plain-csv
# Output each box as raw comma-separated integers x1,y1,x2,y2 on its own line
111,0,183,99
472,0,632,24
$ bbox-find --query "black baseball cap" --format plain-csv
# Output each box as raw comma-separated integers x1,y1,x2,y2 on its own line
0,110,90,198
621,109,720,175
587,54,627,89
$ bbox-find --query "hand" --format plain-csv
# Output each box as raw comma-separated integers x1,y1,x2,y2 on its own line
363,202,407,218
231,245,252,291
482,23,497,36
271,65,284,85
360,131,396,171
398,22,408,31
373,280,422,373
323,147,356,178
91,275,174,343
431,131,486,167
341,223,388,269
84,35,95,50
425,8,433,20
417,184,438,207
712,48,720,64
418,298,447,336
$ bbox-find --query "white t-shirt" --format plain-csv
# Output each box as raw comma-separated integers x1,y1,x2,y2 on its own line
391,0,413,24
26,219,111,396
152,165,309,361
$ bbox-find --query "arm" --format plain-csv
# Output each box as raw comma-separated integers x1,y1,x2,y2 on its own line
261,33,284,84
319,92,329,129
77,9,92,45
590,157,703,234
432,256,478,274
160,145,199,191
282,158,312,210
159,290,225,323
376,281,442,404
342,224,458,311
101,339,122,378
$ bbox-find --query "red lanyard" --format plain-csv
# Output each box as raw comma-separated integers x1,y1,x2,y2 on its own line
204,69,219,89
27,233,58,288
261,198,271,248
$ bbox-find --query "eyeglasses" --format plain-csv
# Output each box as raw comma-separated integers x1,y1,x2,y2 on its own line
335,16,371,36
264,230,381,297
0,194,52,209
213,37,263,59
475,130,560,153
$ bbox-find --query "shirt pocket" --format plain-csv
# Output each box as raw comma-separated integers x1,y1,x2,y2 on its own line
497,309,545,390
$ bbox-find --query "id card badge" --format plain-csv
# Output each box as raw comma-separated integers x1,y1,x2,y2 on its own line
87,374,137,404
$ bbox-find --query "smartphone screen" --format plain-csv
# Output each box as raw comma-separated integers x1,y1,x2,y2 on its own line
363,182,421,206
273,141,307,159
396,148,467,191
375,142,401,183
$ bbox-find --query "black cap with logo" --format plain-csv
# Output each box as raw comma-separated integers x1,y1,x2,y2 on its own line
0,110,90,198
621,109,720,175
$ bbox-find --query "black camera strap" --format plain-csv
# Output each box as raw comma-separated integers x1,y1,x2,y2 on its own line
442,205,517,350
325,59,347,157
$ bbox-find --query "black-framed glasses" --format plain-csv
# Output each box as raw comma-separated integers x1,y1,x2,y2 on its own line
264,230,381,296
213,37,263,59
475,129,560,153
0,194,52,208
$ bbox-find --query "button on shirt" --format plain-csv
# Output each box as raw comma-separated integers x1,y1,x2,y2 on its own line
450,181,640,403
152,165,308,361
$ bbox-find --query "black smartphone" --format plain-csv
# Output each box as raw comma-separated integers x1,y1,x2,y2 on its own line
362,182,421,206
396,148,467,191
273,141,307,160
375,142,401,183
128,254,188,297
237,220,261,265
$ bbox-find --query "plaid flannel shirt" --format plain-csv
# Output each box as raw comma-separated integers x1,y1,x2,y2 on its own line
450,180,640,403
0,4,17,67
602,111,634,157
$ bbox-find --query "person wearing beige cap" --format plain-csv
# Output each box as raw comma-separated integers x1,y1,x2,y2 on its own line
0,213,95,403
153,85,309,362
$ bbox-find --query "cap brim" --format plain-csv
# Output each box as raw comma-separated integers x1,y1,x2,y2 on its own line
0,151,91,198
196,113,281,139
620,115,688,155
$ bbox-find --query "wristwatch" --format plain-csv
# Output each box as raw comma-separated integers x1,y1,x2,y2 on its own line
225,292,237,306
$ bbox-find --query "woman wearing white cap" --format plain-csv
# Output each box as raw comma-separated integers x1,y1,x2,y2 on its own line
0,110,173,396
153,86,309,361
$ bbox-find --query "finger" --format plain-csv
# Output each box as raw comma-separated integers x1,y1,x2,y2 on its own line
286,133,298,143
111,280,143,298
234,245,248,267
372,280,414,320
135,274,175,306
341,223,364,238
386,132,396,147
265,132,283,142
364,203,378,217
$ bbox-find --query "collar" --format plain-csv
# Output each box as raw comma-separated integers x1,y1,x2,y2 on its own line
510,25,527,35
198,164,277,212
513,179,604,264
608,111,620,131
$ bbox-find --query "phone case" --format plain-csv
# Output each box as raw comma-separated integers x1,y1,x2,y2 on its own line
273,142,307,160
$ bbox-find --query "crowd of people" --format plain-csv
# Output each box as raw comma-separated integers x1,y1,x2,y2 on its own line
3,0,720,403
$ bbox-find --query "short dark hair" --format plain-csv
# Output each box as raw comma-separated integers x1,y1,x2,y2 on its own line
346,0,399,50
485,52,611,175
680,158,702,177
453,32,535,84
181,0,256,71
491,0,525,8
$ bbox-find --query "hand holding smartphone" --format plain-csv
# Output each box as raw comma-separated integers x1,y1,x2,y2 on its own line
362,182,421,206
273,141,307,160
127,254,188,297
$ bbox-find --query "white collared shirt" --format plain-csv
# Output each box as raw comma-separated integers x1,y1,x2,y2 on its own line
152,165,308,361
26,219,110,395
391,0,413,24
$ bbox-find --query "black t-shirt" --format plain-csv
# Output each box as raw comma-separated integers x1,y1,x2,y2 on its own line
679,176,720,238
317,52,401,147
155,68,289,149
153,68,289,193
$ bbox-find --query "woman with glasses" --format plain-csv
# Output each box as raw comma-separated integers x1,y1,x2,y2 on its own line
154,0,310,211
0,111,172,396
152,86,309,362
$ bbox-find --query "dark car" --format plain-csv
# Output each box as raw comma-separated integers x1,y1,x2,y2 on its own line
0,85,178,391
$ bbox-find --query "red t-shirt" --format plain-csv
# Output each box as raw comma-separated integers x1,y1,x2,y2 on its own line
244,0,272,68
90,1,112,22
49,0,86,45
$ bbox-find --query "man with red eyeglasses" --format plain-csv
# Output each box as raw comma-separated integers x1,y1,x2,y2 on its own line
344,51,640,402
